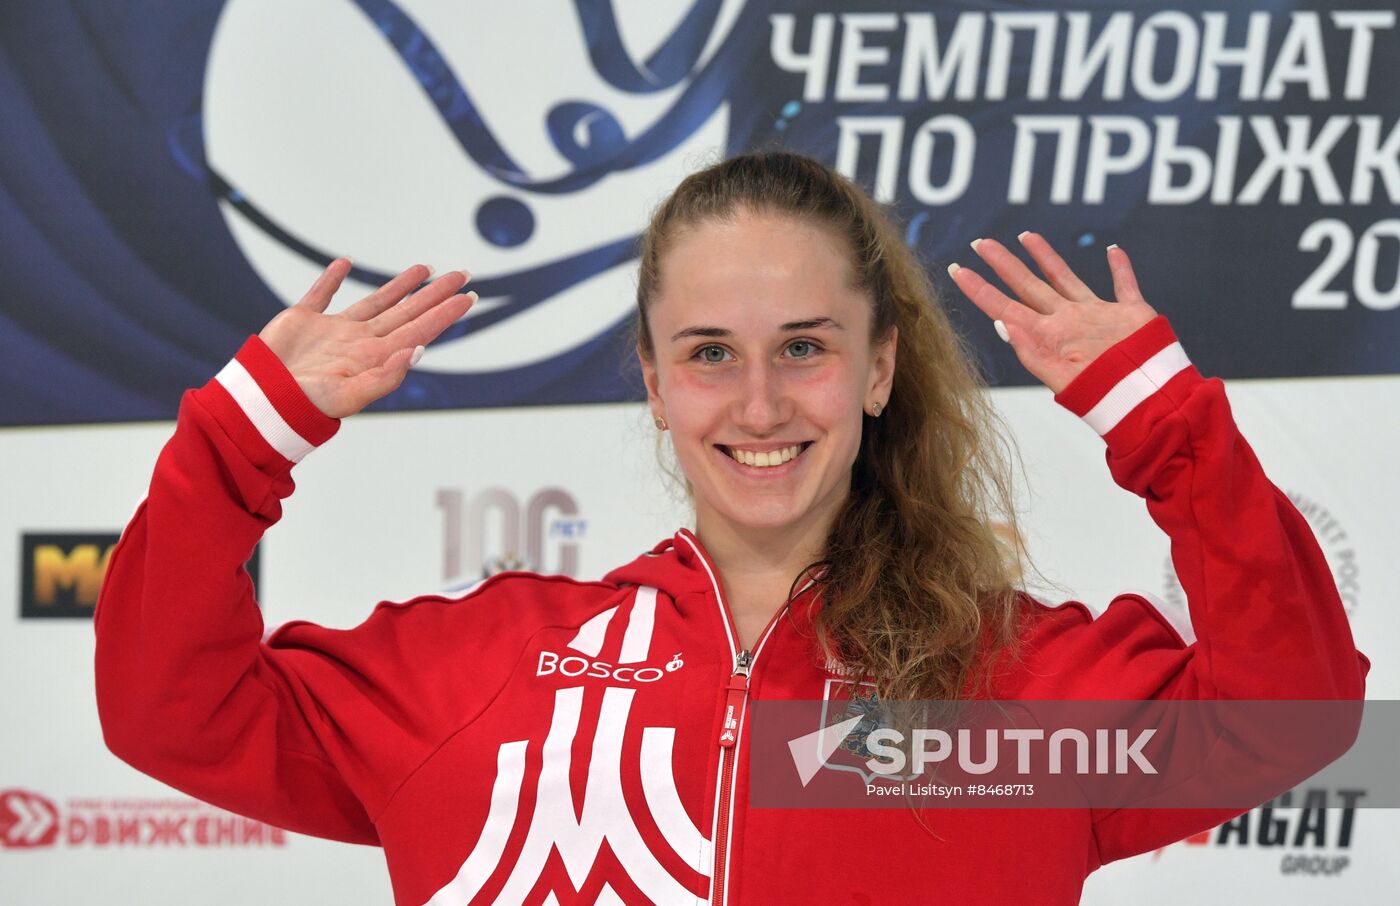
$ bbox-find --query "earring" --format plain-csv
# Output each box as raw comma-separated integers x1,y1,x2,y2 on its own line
654,415,668,431
870,401,882,417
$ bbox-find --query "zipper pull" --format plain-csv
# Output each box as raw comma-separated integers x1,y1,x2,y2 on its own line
717,649,752,748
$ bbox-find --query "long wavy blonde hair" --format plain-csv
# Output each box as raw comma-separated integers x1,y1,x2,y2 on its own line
633,150,1028,704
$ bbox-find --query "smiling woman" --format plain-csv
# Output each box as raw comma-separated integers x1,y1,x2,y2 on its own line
95,149,1367,906
633,152,1025,691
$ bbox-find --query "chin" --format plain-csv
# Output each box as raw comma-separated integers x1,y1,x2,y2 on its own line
718,499,809,531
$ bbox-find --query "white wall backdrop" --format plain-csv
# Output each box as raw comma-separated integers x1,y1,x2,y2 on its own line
4,376,1395,903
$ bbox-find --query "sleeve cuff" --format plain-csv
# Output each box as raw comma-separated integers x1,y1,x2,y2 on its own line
197,335,341,471
1053,316,1204,448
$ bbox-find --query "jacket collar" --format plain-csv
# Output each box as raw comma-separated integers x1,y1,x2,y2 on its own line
602,528,828,616
600,528,715,599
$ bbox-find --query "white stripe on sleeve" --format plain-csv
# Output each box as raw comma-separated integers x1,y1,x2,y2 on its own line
214,358,316,463
1081,342,1190,436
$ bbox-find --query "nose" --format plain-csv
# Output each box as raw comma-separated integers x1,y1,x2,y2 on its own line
730,360,794,434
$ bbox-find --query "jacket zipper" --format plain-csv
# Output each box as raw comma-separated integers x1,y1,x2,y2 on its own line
677,529,820,906
707,602,799,905
711,648,751,906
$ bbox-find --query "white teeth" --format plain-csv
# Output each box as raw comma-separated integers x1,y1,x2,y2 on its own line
727,444,805,468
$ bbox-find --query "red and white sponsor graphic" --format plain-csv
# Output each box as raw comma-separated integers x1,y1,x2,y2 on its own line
0,790,59,848
0,788,285,850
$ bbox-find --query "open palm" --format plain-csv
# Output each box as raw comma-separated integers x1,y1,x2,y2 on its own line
948,233,1158,394
257,260,476,418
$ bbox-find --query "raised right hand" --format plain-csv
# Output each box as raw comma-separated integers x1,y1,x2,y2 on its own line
257,259,476,418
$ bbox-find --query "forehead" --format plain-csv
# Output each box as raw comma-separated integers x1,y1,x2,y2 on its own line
650,211,867,334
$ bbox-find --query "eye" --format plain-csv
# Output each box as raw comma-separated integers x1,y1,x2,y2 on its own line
785,339,822,359
694,344,732,364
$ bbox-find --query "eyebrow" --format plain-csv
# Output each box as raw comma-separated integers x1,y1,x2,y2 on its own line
669,317,845,342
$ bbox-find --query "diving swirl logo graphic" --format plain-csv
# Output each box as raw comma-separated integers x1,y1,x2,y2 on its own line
200,0,758,392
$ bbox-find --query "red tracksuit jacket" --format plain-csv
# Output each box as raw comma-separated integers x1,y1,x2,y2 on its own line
94,317,1368,905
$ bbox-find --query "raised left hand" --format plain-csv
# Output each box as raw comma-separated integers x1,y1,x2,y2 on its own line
948,233,1158,394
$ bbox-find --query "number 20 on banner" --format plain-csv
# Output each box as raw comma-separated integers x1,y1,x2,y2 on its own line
1295,219,1400,310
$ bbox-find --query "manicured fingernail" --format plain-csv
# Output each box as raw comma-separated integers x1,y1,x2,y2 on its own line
1017,231,1031,242
423,265,436,278
1107,243,1119,252
994,320,1010,343
947,262,961,276
410,345,425,367
970,239,983,252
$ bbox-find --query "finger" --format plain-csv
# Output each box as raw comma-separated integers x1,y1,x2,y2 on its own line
296,258,353,313
947,262,1041,335
372,272,471,337
383,291,477,349
992,317,1069,392
346,344,418,408
969,238,1066,314
342,265,439,322
1106,244,1146,305
1015,232,1099,304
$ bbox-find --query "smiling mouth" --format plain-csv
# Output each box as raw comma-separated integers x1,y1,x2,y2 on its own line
715,441,814,468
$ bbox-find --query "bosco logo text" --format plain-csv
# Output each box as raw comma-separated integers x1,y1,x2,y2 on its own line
536,650,684,684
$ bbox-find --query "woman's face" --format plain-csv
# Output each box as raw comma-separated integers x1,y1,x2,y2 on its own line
639,209,896,537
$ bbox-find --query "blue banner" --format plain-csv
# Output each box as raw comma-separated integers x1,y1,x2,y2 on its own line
1,0,1396,426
